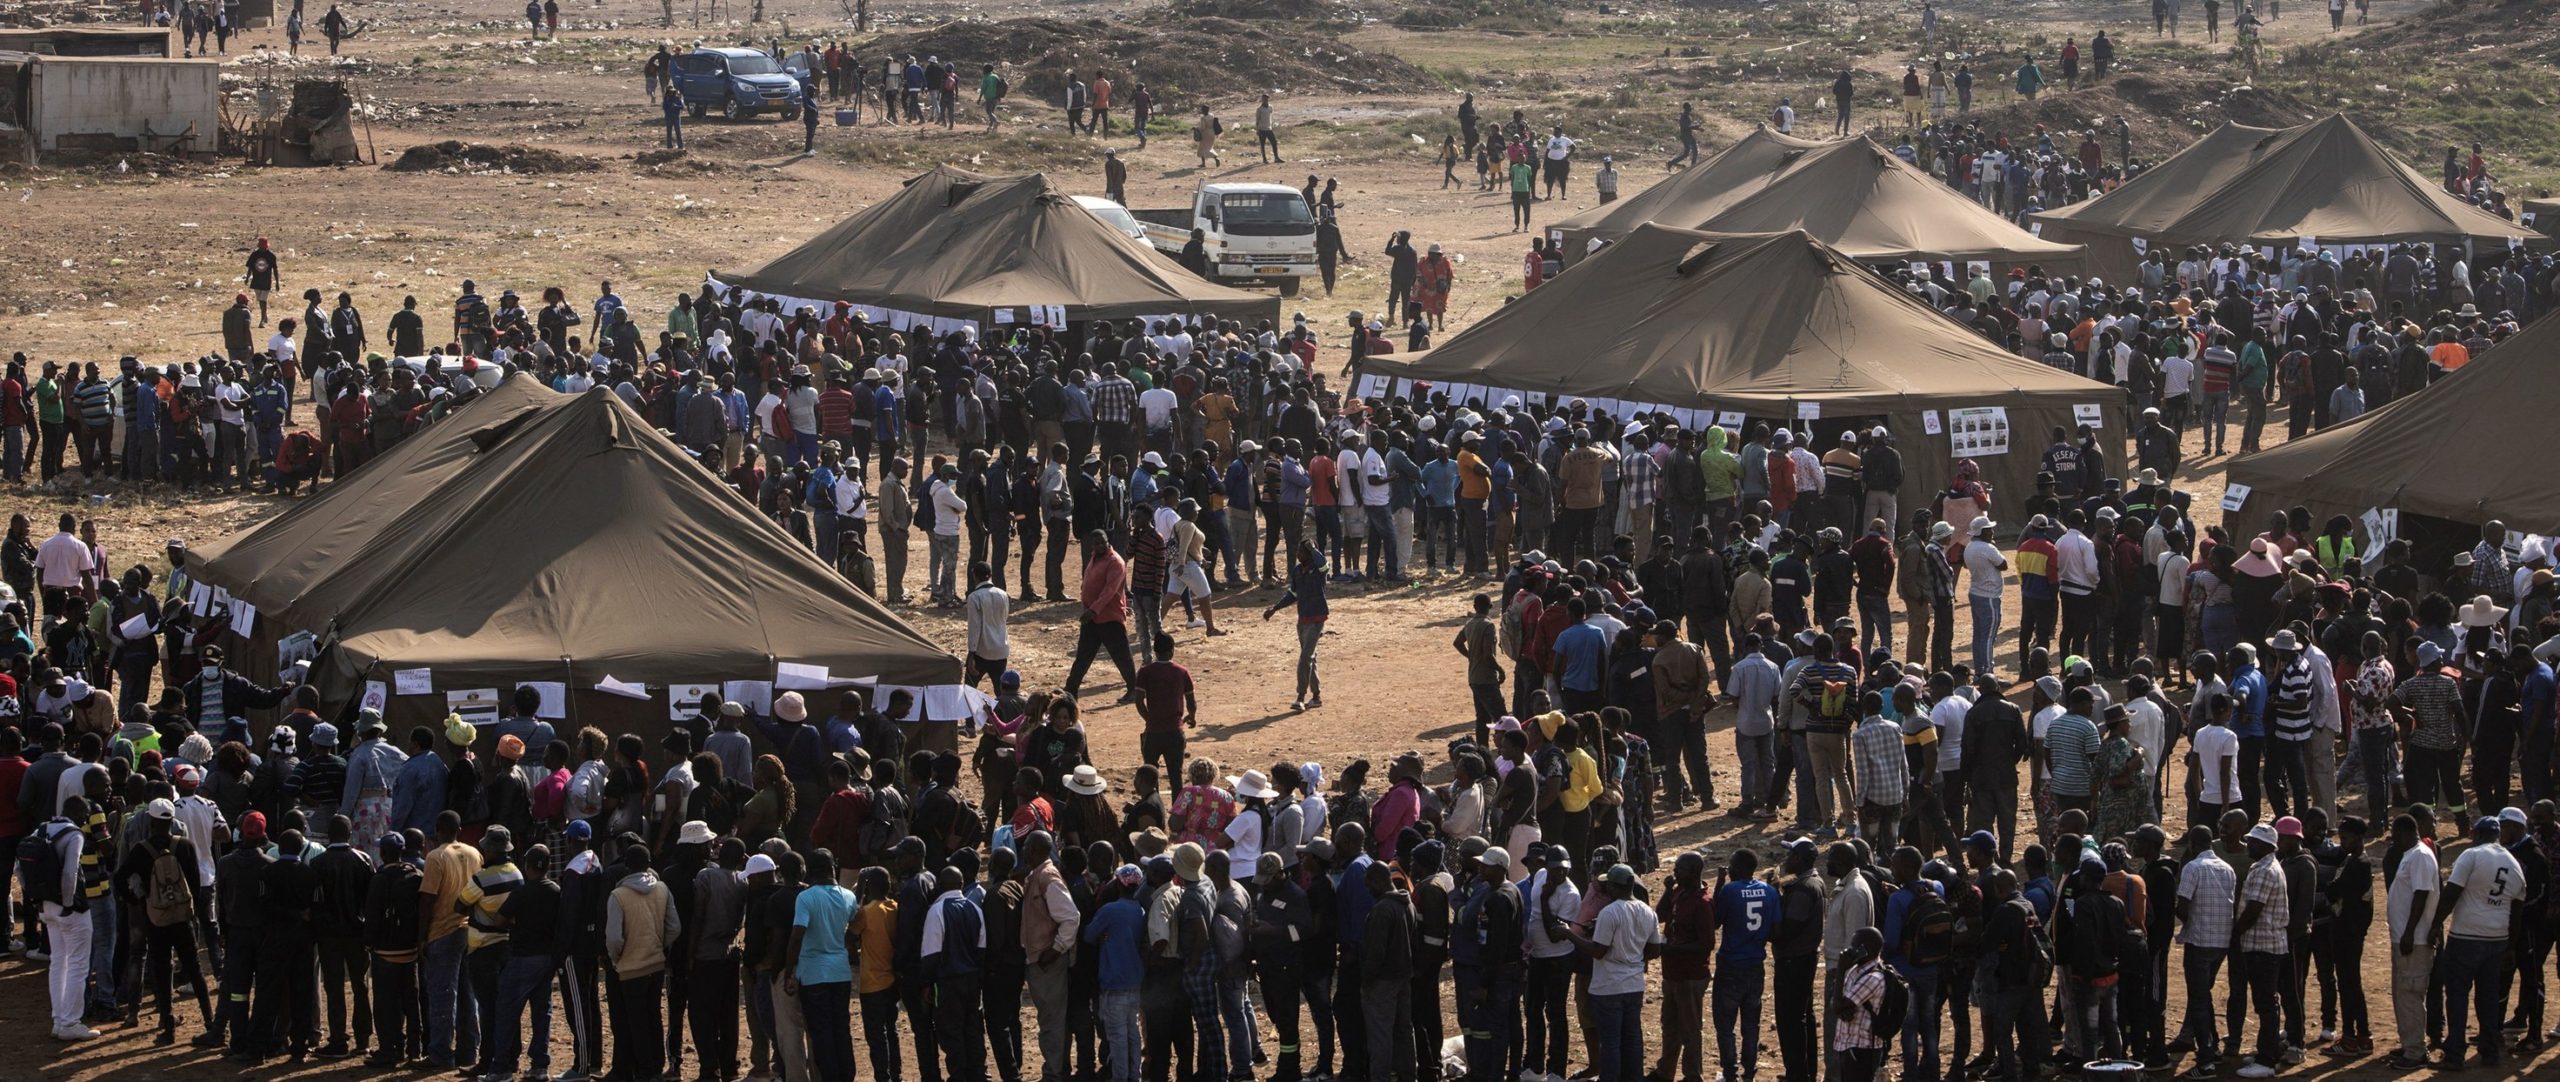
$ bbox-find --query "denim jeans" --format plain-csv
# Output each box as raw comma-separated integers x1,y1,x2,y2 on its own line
799,980,854,1082
2181,945,2227,1061
1592,990,1646,1082
86,891,118,1012
1900,968,1942,1082
2439,935,2512,1062
492,952,557,1075
1969,594,2002,675
422,929,476,1064
1365,504,1397,578
2201,391,2231,451
1099,988,1141,1082
928,532,960,600
1712,961,1765,1082
1736,731,1774,810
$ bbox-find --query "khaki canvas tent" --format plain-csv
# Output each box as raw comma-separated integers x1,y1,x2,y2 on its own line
2227,313,2560,547
1356,226,2122,504
2033,114,2536,286
189,376,963,742
1549,132,2081,270
710,165,1279,333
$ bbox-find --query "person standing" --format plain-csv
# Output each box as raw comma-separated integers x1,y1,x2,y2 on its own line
604,844,681,1082
120,798,216,1044
2229,823,2292,1079
1453,845,1523,1082
1556,863,1660,1082
360,834,422,1068
921,864,987,1082
2431,813,2526,1069
662,82,684,149
1835,927,1892,1082
1019,831,1080,1082
1193,105,1223,169
309,814,375,1059
1064,530,1141,701
2380,813,2437,1071
1670,101,1702,169
1714,849,1779,1082
786,848,859,1082
489,843,562,1082
1255,94,1281,162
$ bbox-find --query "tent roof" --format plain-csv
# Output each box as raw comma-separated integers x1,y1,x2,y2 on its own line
2034,114,2533,246
191,376,957,690
1551,132,2079,265
2227,318,2560,527
1361,226,2114,410
708,165,1278,324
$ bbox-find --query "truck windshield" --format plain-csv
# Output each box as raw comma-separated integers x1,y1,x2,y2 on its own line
1215,193,1314,236
725,54,782,76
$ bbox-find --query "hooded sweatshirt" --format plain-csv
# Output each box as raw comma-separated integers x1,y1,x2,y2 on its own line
605,868,683,978
1698,426,1741,503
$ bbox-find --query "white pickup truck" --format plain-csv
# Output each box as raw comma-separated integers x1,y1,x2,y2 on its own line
1131,182,1318,296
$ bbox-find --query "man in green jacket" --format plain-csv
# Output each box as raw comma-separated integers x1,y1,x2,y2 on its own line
1699,424,1742,533
34,360,69,482
2235,334,2271,452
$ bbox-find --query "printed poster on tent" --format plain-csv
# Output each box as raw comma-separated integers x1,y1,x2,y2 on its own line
1943,406,2010,457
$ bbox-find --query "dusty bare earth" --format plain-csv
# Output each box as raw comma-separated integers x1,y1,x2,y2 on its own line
3,0,2548,1079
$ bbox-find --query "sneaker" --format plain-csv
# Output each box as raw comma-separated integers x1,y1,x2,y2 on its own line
2182,1063,2219,1080
2383,1052,2428,1071
2280,1047,2302,1066
53,1024,99,1042
2319,1028,2337,1044
2232,1065,2273,1079
26,948,48,962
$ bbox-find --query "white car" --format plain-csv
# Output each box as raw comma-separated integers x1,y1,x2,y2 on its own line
1073,195,1151,246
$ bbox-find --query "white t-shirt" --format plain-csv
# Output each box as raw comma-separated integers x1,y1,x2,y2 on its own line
1587,896,1662,996
214,381,246,426
2444,842,2525,941
1222,807,1262,869
267,333,298,366
1138,386,1179,430
2126,696,2169,777
2161,355,2195,397
2191,724,2241,804
1963,540,2007,598
2157,552,2191,606
1544,135,1575,161
2386,843,2439,940
1522,871,1583,960
1930,695,1969,773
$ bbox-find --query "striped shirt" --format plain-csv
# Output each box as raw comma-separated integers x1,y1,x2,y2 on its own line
1851,716,1908,807
2175,851,2236,949
459,860,526,952
2042,712,2103,797
2269,657,2317,741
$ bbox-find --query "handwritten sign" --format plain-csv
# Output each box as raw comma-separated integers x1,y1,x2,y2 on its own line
393,668,434,695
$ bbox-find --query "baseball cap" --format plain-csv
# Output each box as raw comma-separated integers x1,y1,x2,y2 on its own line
2500,806,2529,827
1479,846,1513,872
2475,816,2501,838
565,820,593,840
1601,863,1638,888
145,798,176,821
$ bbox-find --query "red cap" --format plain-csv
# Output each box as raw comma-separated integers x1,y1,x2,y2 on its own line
240,811,268,841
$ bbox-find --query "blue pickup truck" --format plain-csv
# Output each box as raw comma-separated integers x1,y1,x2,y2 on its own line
669,47,805,121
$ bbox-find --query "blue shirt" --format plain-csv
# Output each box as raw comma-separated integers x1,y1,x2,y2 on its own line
1714,878,1780,962
792,883,859,985
1553,621,1611,693
2228,664,2267,739
392,750,449,833
1080,897,1149,992
2523,663,2555,739
1420,459,1459,508
1879,879,1941,977
2022,875,2056,923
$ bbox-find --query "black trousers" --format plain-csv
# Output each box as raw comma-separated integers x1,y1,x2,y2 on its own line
1142,961,1193,1082
1064,616,1139,694
609,971,665,1082
1776,952,1817,1082
663,948,691,1071
249,930,320,1055
937,973,986,1082
1257,956,1304,1077
318,934,371,1048
141,919,212,1030
1334,948,1367,1077
1043,518,1073,597
984,965,1025,1082
371,956,416,1057
688,955,741,1076
566,953,603,1073
903,977,945,1082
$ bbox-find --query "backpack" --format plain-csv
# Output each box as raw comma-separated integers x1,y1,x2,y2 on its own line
16,822,70,910
364,861,424,952
990,74,1008,100
1904,888,1957,966
1871,965,1911,1041
944,791,986,855
145,845,194,927
861,785,910,864
1817,679,1853,722
2017,899,2056,989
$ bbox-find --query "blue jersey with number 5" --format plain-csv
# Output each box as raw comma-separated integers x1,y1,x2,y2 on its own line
1715,878,1781,962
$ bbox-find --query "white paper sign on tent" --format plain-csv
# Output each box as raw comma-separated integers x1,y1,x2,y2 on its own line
2220,483,2253,512
2073,404,2105,429
515,682,569,720
1922,410,1943,436
394,668,435,695
361,681,389,713
229,600,259,640
723,680,774,715
776,662,837,690
447,689,503,725
593,675,650,700
1796,402,1821,420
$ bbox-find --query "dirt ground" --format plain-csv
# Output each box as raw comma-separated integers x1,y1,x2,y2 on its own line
3,0,2547,1079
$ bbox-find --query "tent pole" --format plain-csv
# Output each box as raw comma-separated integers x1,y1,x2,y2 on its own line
562,656,578,727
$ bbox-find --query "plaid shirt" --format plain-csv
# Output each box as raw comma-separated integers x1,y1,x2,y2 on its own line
2236,853,2291,954
1851,715,1908,807
1836,959,1892,1049
1091,376,1138,424
1620,444,1660,506
2474,541,2513,604
2175,851,2236,949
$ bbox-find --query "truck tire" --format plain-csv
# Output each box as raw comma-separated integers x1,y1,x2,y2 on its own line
1277,277,1302,298
689,101,707,119
723,97,748,122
